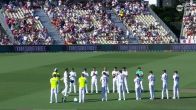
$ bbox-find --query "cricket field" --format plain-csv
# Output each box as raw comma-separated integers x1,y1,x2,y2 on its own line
0,52,196,110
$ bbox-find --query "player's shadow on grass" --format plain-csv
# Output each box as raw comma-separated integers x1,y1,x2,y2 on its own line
87,99,100,102
180,96,196,99
68,94,78,96
128,90,162,93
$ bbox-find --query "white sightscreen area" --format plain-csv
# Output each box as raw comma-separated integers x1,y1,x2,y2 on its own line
144,0,158,6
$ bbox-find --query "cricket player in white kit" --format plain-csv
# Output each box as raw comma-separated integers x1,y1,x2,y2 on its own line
61,68,68,102
112,67,118,93
173,71,180,99
134,74,141,100
100,72,109,101
69,68,77,93
102,67,110,93
148,71,155,100
117,70,126,101
161,70,169,99
122,67,129,93
91,67,98,93
82,68,89,93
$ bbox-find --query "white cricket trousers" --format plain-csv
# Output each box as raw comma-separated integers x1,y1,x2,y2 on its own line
118,83,125,100
107,84,110,93
173,84,179,99
113,78,118,93
124,77,129,93
135,87,141,100
62,83,68,96
85,84,89,93
91,78,98,93
162,83,169,99
101,86,108,101
50,88,57,103
140,80,144,91
69,81,76,93
149,84,155,99
79,87,85,103
57,80,60,93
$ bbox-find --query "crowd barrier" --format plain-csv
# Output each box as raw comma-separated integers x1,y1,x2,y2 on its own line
1,44,196,52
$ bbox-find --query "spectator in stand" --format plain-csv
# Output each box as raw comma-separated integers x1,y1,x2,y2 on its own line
44,1,127,45
182,2,196,43
3,0,53,45
114,1,174,44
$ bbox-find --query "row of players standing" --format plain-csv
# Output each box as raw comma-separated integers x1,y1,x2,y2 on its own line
59,67,130,102
134,69,180,101
62,67,129,91
50,67,180,103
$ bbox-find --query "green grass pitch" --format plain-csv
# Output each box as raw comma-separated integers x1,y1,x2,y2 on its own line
0,52,196,110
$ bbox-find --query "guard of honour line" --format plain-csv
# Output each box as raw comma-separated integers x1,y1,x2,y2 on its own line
50,67,180,103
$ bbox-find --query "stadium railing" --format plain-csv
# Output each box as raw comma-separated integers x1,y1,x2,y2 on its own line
0,9,14,43
180,3,187,38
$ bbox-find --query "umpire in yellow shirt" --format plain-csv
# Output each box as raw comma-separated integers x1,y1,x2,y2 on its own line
78,74,87,103
52,68,60,93
50,74,58,103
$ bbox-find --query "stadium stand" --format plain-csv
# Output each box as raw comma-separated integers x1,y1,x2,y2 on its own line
44,1,128,44
181,2,196,43
0,0,177,45
2,1,53,45
113,1,176,44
